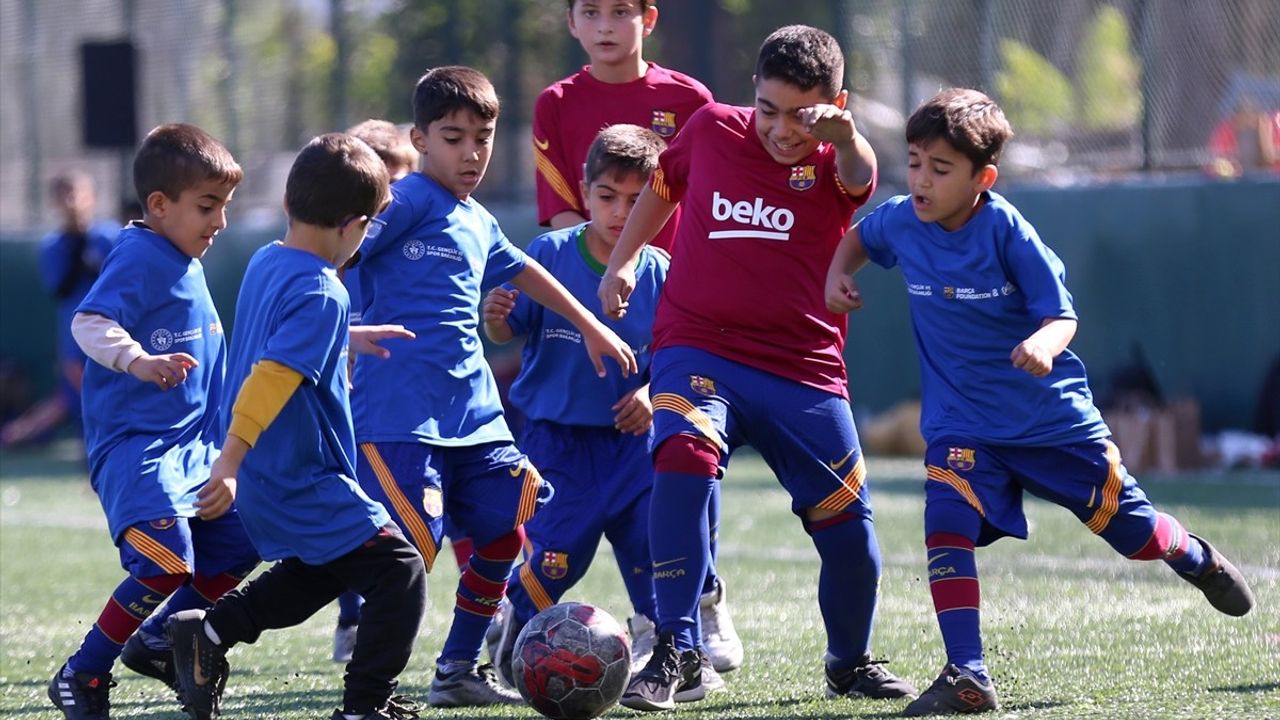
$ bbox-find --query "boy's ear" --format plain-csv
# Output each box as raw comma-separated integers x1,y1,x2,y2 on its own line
833,90,849,110
409,126,429,155
641,5,658,36
580,180,590,200
145,190,168,218
566,7,580,39
977,164,999,191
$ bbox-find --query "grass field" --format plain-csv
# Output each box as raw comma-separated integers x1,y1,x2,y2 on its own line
1,442,1277,720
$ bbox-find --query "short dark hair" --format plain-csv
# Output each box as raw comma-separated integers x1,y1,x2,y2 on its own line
285,133,390,228
584,124,665,185
566,0,651,10
49,171,93,198
412,66,500,130
132,124,243,202
756,25,845,99
906,88,1014,171
346,119,416,170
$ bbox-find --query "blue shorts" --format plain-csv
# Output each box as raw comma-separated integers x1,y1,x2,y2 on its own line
925,437,1157,549
117,511,259,579
650,346,872,519
514,420,652,608
356,441,554,571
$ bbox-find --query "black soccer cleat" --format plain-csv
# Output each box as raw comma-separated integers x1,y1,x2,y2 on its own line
120,631,179,692
166,610,230,720
329,694,423,719
1176,533,1255,617
826,654,919,699
619,633,702,712
48,663,116,720
903,664,998,716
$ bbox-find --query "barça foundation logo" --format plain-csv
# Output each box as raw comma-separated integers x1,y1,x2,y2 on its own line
541,551,569,580
947,447,976,472
789,165,816,191
650,110,677,137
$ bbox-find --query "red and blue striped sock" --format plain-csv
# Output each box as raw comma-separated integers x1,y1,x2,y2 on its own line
68,573,185,675
926,532,988,681
439,528,524,666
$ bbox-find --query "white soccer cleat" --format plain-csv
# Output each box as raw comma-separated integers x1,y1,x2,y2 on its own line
627,613,658,671
699,577,744,673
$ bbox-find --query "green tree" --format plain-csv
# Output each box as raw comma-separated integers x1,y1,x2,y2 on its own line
1077,4,1140,131
996,38,1073,136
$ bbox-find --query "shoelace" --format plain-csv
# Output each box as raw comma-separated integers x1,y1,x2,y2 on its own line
475,663,505,688
381,694,422,719
640,644,682,683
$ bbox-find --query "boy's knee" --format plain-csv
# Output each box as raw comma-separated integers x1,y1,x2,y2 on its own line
653,434,720,476
137,572,189,596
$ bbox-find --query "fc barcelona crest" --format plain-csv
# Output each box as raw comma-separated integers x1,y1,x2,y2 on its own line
789,165,816,191
947,447,976,472
422,488,443,518
651,110,677,137
689,375,717,396
149,518,176,531
541,551,569,580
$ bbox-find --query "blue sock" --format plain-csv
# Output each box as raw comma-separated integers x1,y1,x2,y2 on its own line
337,591,364,627
649,470,713,652
701,481,722,596
807,513,880,668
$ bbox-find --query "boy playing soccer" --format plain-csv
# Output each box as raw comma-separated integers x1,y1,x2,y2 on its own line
598,25,918,711
824,88,1255,716
166,133,427,720
49,124,259,719
538,0,742,673
482,124,723,693
349,65,638,708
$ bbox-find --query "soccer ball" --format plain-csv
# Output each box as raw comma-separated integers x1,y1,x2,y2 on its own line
512,602,632,720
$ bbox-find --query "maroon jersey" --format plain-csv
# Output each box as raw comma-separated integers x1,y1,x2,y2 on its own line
533,63,713,251
650,103,874,397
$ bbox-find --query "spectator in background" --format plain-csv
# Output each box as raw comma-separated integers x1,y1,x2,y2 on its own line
1207,97,1280,178
1,172,119,447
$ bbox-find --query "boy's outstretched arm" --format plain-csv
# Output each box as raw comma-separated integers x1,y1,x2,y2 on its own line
204,360,304,519
825,223,872,314
799,104,877,195
1011,317,1077,377
512,261,638,378
599,186,677,320
71,311,197,390
481,287,520,344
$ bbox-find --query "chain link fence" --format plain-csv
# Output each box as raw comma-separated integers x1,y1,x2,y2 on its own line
845,0,1280,185
2,0,1277,230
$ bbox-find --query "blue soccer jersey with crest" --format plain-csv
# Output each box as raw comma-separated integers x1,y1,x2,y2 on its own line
77,222,226,541
224,242,390,564
857,192,1108,446
506,224,667,426
351,172,527,446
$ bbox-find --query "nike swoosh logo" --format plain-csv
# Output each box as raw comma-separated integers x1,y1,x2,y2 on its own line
508,464,524,477
533,136,550,151
828,448,856,470
927,552,949,564
192,636,209,686
652,556,687,569
142,594,165,605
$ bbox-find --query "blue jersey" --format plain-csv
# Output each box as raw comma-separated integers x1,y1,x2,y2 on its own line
857,192,1108,446
40,221,119,361
76,223,225,541
507,225,668,426
351,172,527,446
225,242,390,565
